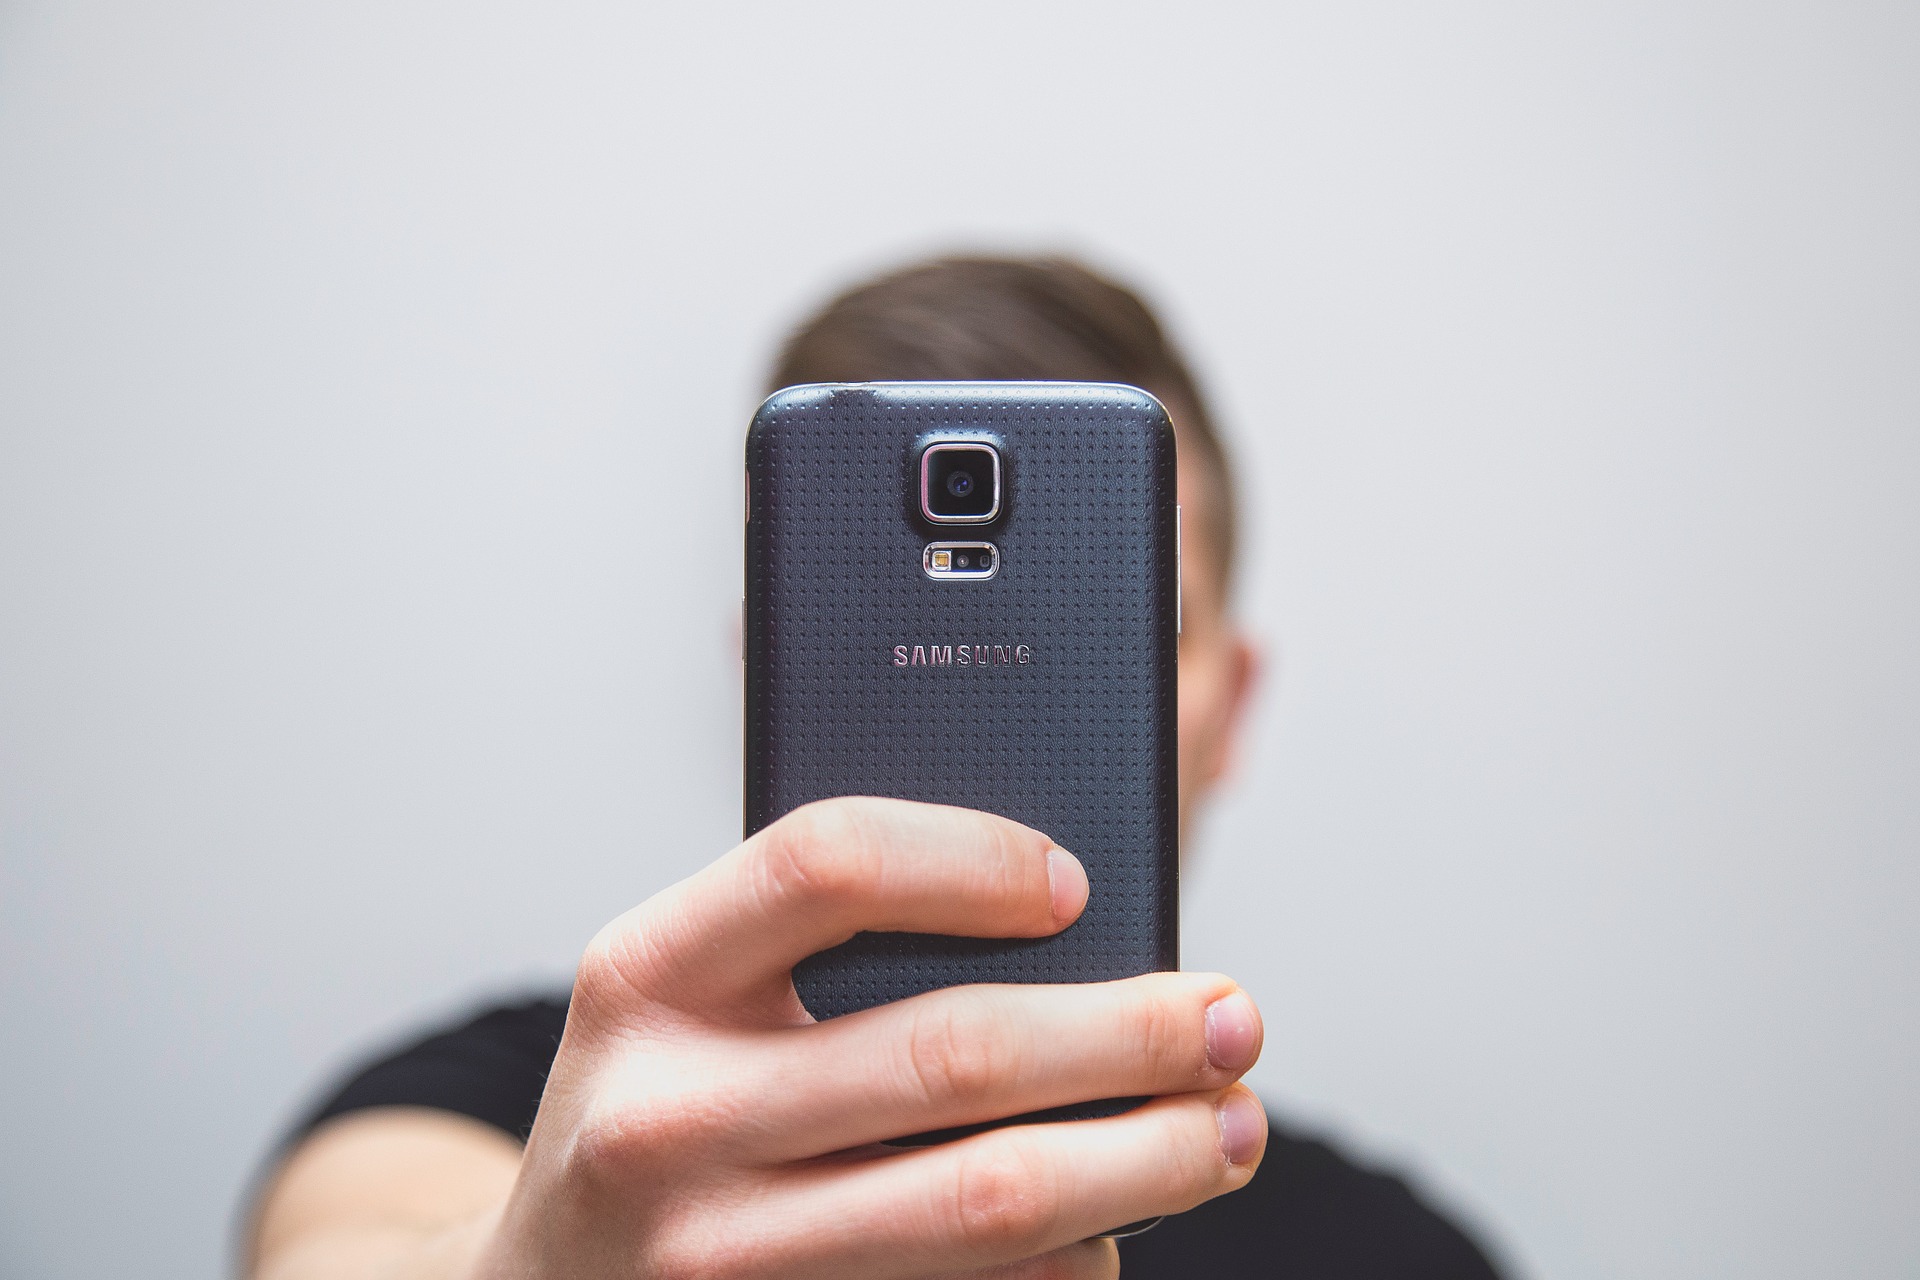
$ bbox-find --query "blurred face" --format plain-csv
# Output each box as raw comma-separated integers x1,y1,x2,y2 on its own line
1174,453,1259,847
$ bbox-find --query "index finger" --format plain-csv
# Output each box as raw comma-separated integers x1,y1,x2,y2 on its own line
583,797,1088,1018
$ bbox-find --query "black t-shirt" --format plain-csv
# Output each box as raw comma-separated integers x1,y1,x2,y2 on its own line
301,995,1504,1279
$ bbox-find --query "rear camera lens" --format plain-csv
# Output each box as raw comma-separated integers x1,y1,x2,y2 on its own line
922,444,1000,522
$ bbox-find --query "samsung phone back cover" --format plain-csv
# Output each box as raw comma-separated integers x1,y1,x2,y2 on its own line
746,382,1179,1025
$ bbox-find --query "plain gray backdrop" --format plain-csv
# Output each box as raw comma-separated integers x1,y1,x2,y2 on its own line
2,2,1916,1277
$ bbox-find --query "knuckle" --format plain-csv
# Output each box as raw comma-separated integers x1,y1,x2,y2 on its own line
978,820,1045,903
567,1097,658,1185
1019,1242,1119,1280
950,1138,1061,1254
647,1227,754,1280
568,1089,723,1187
1161,1101,1239,1210
571,904,682,1020
757,799,877,912
902,993,1003,1108
1132,987,1204,1085
573,918,643,1011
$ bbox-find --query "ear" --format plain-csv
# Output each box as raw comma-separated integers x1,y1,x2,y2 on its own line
1202,631,1262,788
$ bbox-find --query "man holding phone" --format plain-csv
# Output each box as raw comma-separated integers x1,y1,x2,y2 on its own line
248,256,1504,1279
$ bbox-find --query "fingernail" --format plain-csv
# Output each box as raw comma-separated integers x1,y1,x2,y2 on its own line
1046,847,1089,925
1204,991,1260,1072
1216,1089,1266,1167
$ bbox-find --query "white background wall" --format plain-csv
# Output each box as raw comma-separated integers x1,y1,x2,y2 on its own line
2,2,1916,1276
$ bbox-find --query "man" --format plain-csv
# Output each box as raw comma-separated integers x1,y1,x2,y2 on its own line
248,256,1504,1279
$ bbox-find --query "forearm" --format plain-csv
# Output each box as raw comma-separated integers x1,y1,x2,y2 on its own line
253,1209,500,1280
248,1110,522,1280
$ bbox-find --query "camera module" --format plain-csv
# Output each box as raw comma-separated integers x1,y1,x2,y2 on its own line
921,443,1000,523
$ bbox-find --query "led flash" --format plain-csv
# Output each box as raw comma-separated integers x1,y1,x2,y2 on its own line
931,549,952,571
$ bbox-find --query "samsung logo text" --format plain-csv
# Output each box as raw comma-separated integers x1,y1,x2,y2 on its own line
891,644,1031,668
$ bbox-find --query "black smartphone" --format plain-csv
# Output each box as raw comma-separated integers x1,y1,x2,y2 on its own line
744,380,1180,1128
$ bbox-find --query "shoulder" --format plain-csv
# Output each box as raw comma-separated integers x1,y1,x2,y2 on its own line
1117,1108,1506,1280
295,993,570,1143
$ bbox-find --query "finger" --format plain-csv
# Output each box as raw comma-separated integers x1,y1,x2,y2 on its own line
584,797,1085,1012
970,1237,1118,1280
767,1086,1267,1277
748,973,1262,1159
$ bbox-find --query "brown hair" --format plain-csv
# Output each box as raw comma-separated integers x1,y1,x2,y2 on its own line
768,255,1240,590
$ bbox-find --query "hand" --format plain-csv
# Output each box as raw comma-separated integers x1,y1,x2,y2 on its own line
475,796,1267,1280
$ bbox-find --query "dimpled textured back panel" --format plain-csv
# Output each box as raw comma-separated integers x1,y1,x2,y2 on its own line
746,382,1179,1029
